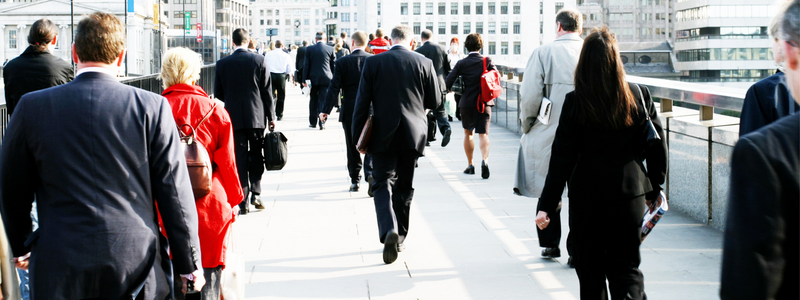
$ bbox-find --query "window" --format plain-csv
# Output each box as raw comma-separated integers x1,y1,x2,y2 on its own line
355,13,357,21
414,22,421,34
8,29,16,49
501,2,508,14
501,22,508,34
451,23,458,34
438,2,446,14
426,2,433,15
439,22,446,34
342,0,349,6
260,19,264,25
463,22,471,34
513,1,520,14
463,3,470,14
513,22,520,34
276,19,280,25
378,2,381,15
514,41,521,54
488,22,496,34
488,41,496,54
476,22,484,34
316,19,320,25
451,2,458,14
341,13,350,22
414,2,421,15
260,9,264,16
315,9,318,16
305,18,310,25
488,2,495,14
401,3,408,15
501,41,508,54
295,30,301,36
267,19,272,25
276,9,280,15
426,22,434,31
475,2,483,14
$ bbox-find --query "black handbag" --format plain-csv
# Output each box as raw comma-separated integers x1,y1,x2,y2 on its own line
263,127,288,171
633,84,661,145
451,75,465,95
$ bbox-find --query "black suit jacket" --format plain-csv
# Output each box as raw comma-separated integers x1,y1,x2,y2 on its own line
3,46,74,115
721,113,799,300
214,48,275,130
415,41,451,93
352,46,441,155
295,46,307,81
323,49,372,122
538,83,669,215
446,53,496,108
303,41,336,86
739,71,799,136
0,72,200,299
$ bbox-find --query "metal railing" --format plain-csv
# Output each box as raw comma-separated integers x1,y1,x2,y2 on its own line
120,64,216,96
492,64,747,126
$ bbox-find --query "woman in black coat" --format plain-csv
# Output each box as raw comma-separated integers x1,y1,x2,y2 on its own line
445,33,495,179
535,27,668,300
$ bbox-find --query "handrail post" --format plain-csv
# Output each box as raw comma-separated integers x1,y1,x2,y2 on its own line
699,105,714,121
661,99,673,113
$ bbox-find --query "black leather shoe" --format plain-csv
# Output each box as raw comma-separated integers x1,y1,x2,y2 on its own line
251,194,265,210
448,116,453,121
277,116,282,121
309,125,316,128
481,160,490,179
464,165,475,174
442,128,452,147
397,243,406,252
541,247,561,258
425,141,431,146
239,208,248,215
367,176,374,197
320,124,325,130
349,183,359,192
383,232,399,264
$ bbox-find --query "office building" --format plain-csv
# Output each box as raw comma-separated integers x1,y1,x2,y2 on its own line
249,0,329,47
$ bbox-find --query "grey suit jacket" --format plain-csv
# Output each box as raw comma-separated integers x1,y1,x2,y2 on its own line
0,72,200,299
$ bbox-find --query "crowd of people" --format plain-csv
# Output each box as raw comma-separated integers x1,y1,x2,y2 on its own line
0,0,796,299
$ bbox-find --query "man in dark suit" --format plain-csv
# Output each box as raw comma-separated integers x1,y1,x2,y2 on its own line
340,31,351,52
721,2,800,298
0,12,203,299
214,28,276,214
320,31,373,193
415,29,452,147
739,72,798,136
352,25,441,264
303,31,336,130
295,40,308,87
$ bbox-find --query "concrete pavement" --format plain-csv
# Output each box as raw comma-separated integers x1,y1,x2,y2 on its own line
233,86,724,299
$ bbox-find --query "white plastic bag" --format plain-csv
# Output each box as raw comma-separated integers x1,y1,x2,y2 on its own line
445,93,457,117
220,222,245,300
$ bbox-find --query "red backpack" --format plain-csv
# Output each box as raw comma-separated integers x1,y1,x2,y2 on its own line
478,57,503,113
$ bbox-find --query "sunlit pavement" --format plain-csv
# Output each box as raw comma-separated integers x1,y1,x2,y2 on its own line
233,85,723,299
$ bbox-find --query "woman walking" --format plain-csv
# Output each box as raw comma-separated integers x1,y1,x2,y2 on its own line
445,33,495,179
159,47,244,299
447,37,465,120
535,27,668,300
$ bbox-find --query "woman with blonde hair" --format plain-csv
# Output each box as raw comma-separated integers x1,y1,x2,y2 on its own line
334,37,350,59
535,27,667,299
159,47,244,300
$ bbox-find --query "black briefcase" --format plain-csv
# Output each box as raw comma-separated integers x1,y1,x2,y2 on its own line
263,129,288,171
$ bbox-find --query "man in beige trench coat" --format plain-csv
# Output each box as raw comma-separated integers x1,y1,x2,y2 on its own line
514,8,583,263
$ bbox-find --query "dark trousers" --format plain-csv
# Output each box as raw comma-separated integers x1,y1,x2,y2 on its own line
309,85,329,127
342,119,373,183
454,94,462,120
271,73,287,118
536,200,574,257
370,147,418,244
234,128,264,210
427,94,451,141
572,196,646,300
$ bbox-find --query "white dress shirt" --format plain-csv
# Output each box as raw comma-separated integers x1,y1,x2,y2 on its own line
264,49,295,75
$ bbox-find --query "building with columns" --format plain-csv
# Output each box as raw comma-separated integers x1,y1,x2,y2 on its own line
0,0,164,76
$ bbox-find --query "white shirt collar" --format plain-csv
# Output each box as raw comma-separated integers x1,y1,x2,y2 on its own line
76,67,117,77
352,47,366,52
468,51,480,55
391,44,408,50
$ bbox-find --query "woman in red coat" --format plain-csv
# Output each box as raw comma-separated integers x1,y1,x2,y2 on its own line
159,47,244,299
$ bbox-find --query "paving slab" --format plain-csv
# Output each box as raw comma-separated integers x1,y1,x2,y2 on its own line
232,87,723,299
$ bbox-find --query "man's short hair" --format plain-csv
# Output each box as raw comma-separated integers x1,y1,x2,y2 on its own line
232,28,249,46
315,31,325,40
391,25,413,44
28,18,58,51
556,8,583,32
328,36,335,42
75,12,125,64
159,47,202,88
275,40,283,49
340,31,347,38
465,33,483,52
780,0,800,46
375,28,385,38
302,40,309,46
420,29,432,41
351,31,368,47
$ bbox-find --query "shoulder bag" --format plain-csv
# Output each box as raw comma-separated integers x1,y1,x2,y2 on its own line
263,124,289,171
451,76,465,95
178,103,216,199
633,83,661,145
